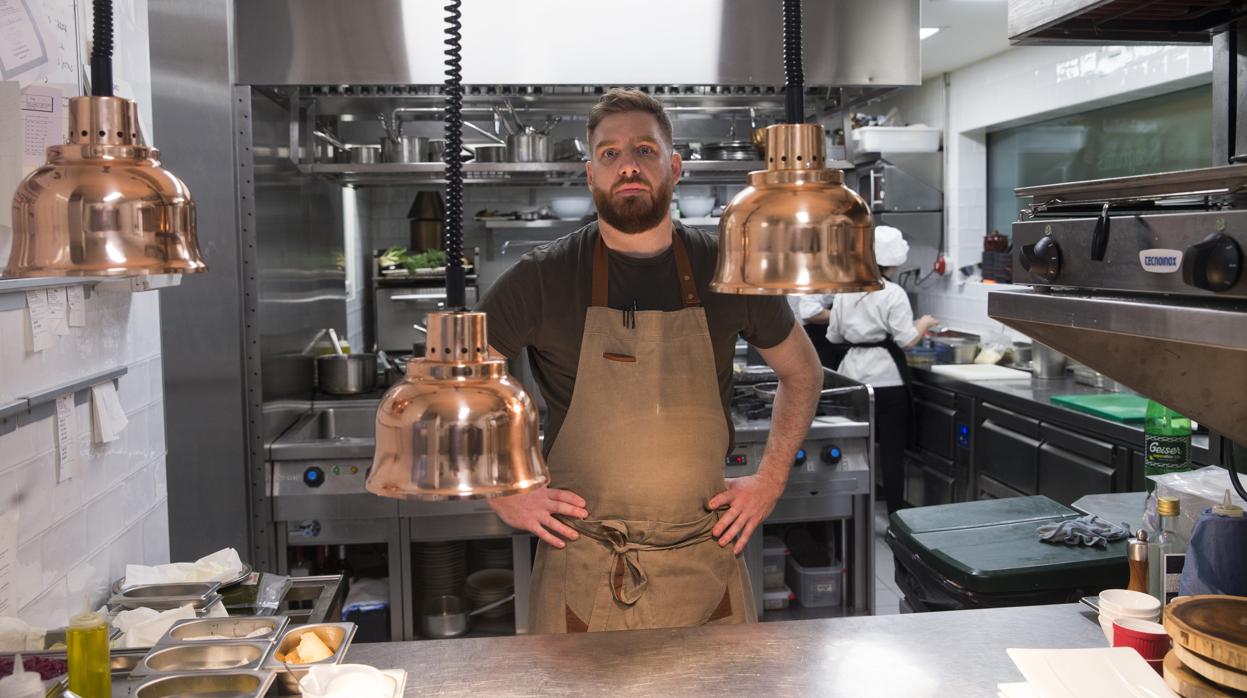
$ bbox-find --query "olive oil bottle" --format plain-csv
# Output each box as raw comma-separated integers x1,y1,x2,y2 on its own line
66,609,111,698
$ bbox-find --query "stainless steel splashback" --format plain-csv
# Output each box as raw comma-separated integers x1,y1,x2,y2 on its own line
251,92,349,400
235,0,920,87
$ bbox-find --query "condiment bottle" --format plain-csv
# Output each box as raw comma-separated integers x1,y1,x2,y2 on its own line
66,608,111,698
0,654,45,698
1147,496,1187,611
1127,529,1148,593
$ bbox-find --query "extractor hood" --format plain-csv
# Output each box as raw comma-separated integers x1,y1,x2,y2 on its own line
989,290,1247,444
1008,0,1247,44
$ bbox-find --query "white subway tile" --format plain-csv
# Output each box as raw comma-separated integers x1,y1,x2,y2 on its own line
39,513,88,591
0,420,38,476
19,577,69,630
141,500,170,566
148,357,164,404
11,452,55,545
66,548,112,609
15,539,42,608
82,487,124,552
108,524,146,583
117,360,150,415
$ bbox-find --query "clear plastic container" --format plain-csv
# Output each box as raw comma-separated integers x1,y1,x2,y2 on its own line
762,536,788,591
785,556,845,608
763,586,795,611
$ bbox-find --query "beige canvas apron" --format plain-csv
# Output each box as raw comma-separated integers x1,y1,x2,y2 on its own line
528,229,757,633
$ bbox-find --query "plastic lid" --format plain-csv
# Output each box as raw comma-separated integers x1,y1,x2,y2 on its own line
1213,490,1245,517
0,654,45,697
1157,495,1180,517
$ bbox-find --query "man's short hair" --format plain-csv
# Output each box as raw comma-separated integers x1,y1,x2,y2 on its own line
586,88,674,148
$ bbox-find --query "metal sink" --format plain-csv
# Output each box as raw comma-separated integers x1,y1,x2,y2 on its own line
269,401,378,460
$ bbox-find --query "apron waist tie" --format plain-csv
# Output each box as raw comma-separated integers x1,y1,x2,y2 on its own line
560,512,721,606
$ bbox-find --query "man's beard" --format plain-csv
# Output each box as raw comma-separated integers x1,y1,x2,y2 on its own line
591,173,674,234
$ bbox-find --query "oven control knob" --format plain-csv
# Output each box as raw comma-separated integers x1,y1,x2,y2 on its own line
1020,236,1061,282
821,446,843,465
793,448,807,466
303,466,325,488
1183,233,1242,292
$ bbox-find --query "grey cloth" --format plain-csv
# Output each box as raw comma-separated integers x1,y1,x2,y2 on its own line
1037,515,1130,548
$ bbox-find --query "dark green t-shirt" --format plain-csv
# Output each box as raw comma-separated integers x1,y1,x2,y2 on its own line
476,222,795,456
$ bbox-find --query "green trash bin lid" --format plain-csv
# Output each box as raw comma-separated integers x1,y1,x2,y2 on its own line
889,496,1128,595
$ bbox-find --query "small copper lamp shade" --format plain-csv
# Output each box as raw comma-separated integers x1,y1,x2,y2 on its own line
6,96,206,278
366,311,549,500
710,123,882,295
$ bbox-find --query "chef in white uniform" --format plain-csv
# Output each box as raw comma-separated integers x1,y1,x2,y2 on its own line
825,226,938,513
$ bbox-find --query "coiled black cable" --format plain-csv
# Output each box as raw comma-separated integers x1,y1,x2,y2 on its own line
782,0,803,124
91,0,114,97
442,0,466,309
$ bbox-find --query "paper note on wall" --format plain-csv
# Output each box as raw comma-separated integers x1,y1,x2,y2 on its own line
20,83,61,168
91,381,128,444
25,288,51,352
0,509,15,616
67,284,85,326
55,393,77,483
46,284,69,335
0,0,49,81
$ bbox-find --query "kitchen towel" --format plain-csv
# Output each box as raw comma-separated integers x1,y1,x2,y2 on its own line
1036,515,1129,548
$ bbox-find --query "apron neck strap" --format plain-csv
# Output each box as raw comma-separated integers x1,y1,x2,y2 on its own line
592,228,701,308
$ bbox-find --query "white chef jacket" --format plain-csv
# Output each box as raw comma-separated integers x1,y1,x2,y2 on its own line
786,294,832,322
824,280,918,388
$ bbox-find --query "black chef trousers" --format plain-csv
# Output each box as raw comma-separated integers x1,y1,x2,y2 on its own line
873,385,909,515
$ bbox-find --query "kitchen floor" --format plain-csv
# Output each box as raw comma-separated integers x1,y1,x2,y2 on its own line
874,506,904,615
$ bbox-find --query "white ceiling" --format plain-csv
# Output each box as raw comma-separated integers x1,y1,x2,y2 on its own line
920,0,1013,79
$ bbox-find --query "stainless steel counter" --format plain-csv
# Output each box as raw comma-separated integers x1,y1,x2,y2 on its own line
346,603,1104,697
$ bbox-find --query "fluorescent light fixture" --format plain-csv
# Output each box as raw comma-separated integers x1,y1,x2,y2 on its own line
920,27,941,40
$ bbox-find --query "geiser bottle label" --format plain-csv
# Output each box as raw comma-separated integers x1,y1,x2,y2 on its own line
1145,435,1190,466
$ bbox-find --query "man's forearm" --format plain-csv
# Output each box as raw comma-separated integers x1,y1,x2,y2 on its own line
756,364,823,486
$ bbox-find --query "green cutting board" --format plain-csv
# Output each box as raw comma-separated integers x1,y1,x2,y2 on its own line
1050,394,1149,422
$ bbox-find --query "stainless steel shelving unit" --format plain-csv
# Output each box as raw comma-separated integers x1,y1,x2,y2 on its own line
296,159,824,186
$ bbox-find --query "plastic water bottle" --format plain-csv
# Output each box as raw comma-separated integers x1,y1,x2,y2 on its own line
1143,400,1192,491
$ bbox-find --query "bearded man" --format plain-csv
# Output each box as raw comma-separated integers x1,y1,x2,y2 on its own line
477,88,823,633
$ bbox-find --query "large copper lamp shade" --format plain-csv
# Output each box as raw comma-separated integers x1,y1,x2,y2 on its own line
367,0,548,501
366,312,548,500
710,0,882,295
6,96,206,277
710,124,881,295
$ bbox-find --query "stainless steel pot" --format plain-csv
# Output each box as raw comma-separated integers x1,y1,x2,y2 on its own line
1032,342,1067,379
317,354,378,394
381,135,429,163
473,144,508,163
507,132,550,162
421,593,515,639
702,140,758,161
428,139,473,162
348,144,381,164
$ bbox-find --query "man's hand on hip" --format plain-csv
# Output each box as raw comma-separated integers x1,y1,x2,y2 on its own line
488,487,589,549
708,474,785,555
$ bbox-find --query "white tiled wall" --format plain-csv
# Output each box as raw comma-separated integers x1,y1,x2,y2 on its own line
871,44,1214,337
0,0,166,630
0,290,169,629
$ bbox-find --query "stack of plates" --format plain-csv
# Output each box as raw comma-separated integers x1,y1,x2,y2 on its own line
465,569,513,619
413,542,466,600
469,540,513,571
1162,595,1247,697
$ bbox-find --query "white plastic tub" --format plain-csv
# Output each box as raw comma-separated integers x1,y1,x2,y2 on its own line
852,126,941,153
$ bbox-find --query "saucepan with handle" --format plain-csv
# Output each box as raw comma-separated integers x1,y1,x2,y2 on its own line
422,593,516,639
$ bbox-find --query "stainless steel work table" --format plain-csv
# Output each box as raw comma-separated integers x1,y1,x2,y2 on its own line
345,603,1104,696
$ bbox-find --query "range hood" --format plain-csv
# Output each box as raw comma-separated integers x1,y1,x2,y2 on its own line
990,290,1247,444
1008,0,1247,44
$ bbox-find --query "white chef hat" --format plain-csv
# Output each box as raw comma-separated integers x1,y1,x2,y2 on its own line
874,225,909,267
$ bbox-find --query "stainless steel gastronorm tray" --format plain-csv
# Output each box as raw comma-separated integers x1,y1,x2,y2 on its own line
155,615,289,647
132,669,277,698
108,581,222,610
130,640,273,678
264,622,356,669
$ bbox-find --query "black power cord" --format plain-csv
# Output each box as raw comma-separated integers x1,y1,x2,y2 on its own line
91,0,113,97
782,0,804,125
442,0,466,309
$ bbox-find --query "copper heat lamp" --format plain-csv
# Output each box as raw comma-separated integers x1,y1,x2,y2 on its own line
710,0,882,295
366,0,549,500
6,0,205,278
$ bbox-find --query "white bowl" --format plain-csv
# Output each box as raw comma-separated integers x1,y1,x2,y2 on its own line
679,196,716,219
549,196,592,220
1098,589,1161,618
